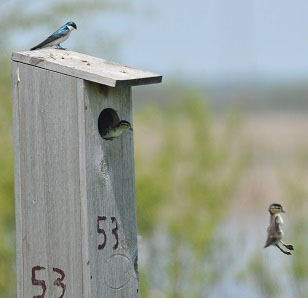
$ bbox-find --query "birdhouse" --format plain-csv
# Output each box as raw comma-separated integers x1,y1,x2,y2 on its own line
11,50,162,298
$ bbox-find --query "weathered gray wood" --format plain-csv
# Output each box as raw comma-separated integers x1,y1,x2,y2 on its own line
11,49,160,297
12,63,140,298
12,62,84,297
80,82,139,297
11,61,23,298
12,50,162,87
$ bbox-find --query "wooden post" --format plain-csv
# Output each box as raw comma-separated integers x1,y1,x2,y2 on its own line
11,50,162,298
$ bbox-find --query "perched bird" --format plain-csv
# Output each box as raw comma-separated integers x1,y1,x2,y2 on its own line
264,203,294,255
30,21,77,51
102,120,133,140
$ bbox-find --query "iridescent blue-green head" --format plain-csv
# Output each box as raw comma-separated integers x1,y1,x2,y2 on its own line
66,21,77,30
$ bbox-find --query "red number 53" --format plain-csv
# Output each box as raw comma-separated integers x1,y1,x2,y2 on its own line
97,216,119,251
32,266,66,298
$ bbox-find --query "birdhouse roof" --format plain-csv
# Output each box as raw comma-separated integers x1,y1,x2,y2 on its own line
12,50,162,87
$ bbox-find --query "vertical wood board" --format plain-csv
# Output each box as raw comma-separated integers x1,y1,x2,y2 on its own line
12,61,140,298
12,62,83,298
11,62,23,298
81,82,139,297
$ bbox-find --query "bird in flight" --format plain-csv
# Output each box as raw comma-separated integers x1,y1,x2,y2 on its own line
264,203,294,255
30,21,77,51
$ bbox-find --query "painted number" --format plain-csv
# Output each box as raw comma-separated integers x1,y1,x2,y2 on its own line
31,266,66,298
32,266,47,298
53,268,66,298
111,217,119,250
97,216,107,250
97,216,119,251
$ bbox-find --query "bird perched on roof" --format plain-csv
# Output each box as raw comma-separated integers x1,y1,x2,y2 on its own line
30,21,77,51
264,203,294,255
102,120,133,140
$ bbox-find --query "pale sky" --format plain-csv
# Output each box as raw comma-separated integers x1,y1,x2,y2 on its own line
103,0,308,82
17,0,308,83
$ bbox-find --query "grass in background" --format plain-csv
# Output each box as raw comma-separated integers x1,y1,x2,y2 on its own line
134,93,249,297
279,144,308,297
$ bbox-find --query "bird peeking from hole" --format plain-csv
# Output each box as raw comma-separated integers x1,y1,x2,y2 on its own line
102,120,133,140
264,203,294,255
30,21,77,51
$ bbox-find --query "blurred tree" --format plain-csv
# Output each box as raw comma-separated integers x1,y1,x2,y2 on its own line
134,94,249,297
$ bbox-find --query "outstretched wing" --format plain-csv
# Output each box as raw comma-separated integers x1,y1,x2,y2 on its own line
30,28,68,50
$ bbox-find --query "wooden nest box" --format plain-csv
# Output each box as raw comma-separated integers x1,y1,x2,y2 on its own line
11,50,162,298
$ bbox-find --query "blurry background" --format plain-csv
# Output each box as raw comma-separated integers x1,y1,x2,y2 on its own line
1,0,308,297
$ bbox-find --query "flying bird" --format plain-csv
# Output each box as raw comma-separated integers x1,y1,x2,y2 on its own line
30,21,77,51
101,120,133,140
264,203,294,255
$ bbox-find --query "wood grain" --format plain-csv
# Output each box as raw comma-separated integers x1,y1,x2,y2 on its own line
12,50,162,87
81,82,139,297
11,61,23,298
12,62,139,297
12,62,83,297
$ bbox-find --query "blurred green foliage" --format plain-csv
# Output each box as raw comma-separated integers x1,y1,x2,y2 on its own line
134,94,249,297
0,58,15,298
279,145,308,297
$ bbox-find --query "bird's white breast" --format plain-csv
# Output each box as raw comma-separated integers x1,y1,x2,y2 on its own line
276,214,283,224
48,31,70,46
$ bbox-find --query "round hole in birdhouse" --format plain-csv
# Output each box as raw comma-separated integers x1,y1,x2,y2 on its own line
98,108,120,139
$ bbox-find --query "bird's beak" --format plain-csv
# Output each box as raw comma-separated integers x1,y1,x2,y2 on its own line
129,127,133,131
281,209,285,213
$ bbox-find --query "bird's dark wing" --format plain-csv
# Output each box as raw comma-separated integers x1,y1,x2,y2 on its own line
30,29,67,50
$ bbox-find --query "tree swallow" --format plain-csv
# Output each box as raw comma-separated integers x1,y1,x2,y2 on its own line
30,21,77,51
